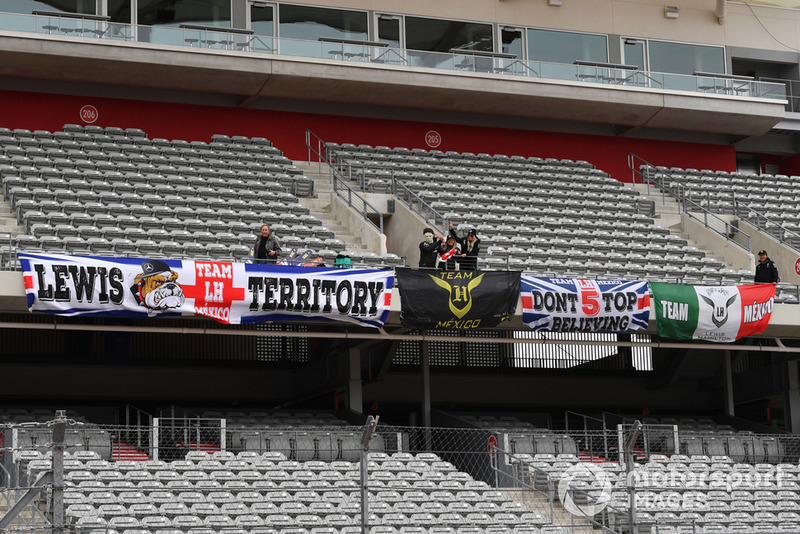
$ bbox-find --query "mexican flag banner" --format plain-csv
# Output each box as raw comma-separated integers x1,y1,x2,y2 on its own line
650,282,776,342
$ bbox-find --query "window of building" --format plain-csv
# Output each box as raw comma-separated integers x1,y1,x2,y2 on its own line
250,2,273,36
622,38,646,70
376,14,401,48
404,16,492,53
278,3,367,41
649,40,724,75
137,0,231,27
527,28,607,64
6,0,95,14
107,0,132,23
501,27,524,59
623,37,724,75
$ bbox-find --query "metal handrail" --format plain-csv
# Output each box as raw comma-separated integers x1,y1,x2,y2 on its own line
680,187,752,253
309,131,447,235
629,155,752,252
627,153,669,206
392,178,448,236
305,130,385,234
564,410,610,463
733,199,800,253
500,449,625,533
0,232,15,269
121,404,154,454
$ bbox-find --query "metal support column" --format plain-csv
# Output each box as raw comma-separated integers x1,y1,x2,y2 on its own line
723,350,735,417
360,416,378,534
421,339,431,428
348,348,363,414
625,421,642,534
52,410,67,534
785,360,800,433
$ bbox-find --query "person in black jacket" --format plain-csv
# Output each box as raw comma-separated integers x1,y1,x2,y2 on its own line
418,227,443,269
449,221,480,271
754,250,779,284
249,224,281,264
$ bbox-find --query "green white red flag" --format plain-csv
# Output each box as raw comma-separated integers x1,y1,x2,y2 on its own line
649,282,776,342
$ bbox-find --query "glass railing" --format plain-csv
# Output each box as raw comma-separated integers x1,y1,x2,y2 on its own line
761,76,800,112
0,10,788,102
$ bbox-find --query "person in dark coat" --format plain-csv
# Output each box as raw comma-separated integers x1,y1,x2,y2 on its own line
449,221,480,271
418,227,443,269
754,250,779,284
249,224,281,264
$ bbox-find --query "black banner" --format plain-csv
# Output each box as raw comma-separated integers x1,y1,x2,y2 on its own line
396,268,521,329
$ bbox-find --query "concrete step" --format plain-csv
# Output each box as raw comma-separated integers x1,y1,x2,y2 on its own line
112,441,151,461
502,488,598,532
294,160,375,254
632,183,736,269
0,493,48,525
0,194,24,237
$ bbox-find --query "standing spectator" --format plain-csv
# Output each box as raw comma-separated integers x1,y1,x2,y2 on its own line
418,227,442,269
754,249,779,284
438,234,460,271
449,222,480,271
249,224,281,264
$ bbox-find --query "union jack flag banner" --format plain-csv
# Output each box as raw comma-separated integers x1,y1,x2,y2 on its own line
19,253,393,328
521,277,650,333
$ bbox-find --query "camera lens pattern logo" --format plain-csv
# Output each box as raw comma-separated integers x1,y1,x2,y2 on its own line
557,462,614,517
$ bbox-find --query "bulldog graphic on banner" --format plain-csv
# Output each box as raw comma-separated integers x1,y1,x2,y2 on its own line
130,260,186,313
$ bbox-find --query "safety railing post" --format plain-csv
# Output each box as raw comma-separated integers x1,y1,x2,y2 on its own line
52,410,66,534
152,418,160,461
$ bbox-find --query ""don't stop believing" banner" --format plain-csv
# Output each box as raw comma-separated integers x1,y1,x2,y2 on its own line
19,253,393,328
521,277,650,333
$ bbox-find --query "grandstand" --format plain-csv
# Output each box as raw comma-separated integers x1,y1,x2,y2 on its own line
4,0,800,533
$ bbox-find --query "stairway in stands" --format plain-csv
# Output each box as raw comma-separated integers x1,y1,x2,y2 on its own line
112,441,220,461
112,441,150,461
294,160,376,255
178,441,220,453
0,197,23,238
503,488,596,533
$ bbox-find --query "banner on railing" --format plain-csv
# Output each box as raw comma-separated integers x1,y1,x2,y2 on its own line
396,268,520,329
19,253,393,328
520,277,650,333
649,282,775,342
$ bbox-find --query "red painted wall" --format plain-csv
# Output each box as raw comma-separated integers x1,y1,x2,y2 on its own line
1,90,737,181
778,154,800,176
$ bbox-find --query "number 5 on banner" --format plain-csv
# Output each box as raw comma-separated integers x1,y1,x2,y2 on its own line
578,279,601,316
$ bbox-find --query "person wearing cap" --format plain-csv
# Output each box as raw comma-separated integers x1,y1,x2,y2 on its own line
754,250,779,284
437,233,460,271
248,224,281,264
419,227,443,269
449,221,481,271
